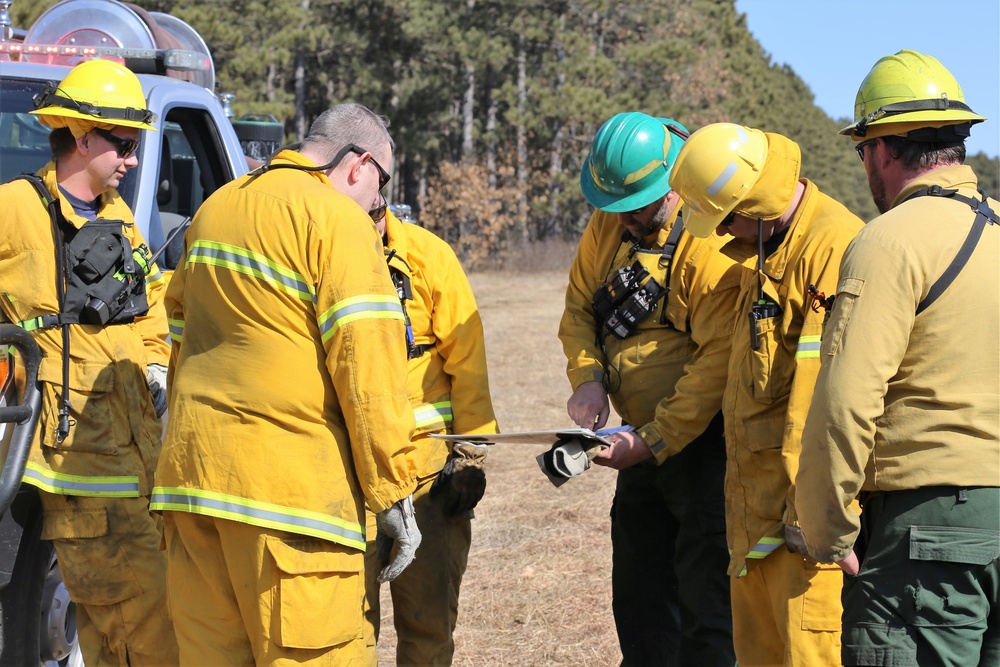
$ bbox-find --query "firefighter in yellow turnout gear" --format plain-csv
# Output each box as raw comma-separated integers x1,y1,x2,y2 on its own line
363,206,498,666
669,123,864,667
153,104,420,665
0,60,176,664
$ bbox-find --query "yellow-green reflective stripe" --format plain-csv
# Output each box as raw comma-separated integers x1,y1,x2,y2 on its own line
22,462,140,497
146,268,165,291
746,536,785,559
414,401,453,429
318,295,403,343
187,241,315,302
795,335,822,359
168,318,184,343
150,487,365,549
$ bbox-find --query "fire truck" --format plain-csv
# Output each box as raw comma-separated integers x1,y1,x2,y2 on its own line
0,0,264,663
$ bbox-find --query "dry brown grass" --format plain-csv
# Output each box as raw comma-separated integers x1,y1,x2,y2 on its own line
376,269,623,666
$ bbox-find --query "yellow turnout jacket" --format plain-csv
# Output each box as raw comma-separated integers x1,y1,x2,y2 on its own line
151,150,418,551
0,163,169,498
383,210,498,479
723,180,862,576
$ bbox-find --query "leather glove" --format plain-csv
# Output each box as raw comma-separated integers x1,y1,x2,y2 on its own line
784,524,809,556
375,495,421,583
538,437,606,486
145,364,168,417
430,441,488,517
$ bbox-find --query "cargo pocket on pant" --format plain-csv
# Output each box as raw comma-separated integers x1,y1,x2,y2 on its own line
267,538,364,649
902,525,1000,627
41,508,143,605
800,561,843,631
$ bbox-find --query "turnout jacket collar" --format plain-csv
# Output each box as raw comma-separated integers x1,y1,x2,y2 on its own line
755,179,819,289
890,164,980,211
40,161,124,231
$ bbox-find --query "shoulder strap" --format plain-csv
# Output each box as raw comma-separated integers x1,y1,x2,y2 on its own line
10,174,75,440
903,185,998,315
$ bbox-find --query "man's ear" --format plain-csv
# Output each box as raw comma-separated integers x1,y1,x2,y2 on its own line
346,154,365,186
76,132,90,156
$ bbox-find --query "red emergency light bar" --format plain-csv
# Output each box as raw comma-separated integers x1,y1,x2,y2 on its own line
0,42,210,74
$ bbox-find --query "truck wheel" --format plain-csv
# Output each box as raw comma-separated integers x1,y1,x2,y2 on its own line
0,494,82,666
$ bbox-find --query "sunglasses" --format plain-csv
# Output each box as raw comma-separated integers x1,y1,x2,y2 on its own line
855,138,877,163
332,144,391,191
368,194,387,223
719,211,736,227
93,127,139,158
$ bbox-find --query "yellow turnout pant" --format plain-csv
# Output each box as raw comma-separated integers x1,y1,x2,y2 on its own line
731,545,844,667
163,511,367,666
40,492,178,666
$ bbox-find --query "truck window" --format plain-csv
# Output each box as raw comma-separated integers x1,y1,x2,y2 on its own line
149,106,238,269
0,79,51,184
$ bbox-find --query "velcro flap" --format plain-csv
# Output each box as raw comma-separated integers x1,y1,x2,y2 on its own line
910,526,1000,566
40,508,109,540
267,538,362,576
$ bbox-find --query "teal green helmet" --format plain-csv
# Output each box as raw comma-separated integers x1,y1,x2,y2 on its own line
580,112,689,212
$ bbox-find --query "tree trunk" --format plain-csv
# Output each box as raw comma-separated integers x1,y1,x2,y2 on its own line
486,65,496,190
547,14,567,238
516,34,528,243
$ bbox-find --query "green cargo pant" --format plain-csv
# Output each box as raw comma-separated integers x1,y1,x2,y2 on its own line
843,486,1000,667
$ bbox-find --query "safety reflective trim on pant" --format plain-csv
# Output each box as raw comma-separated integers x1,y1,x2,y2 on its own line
186,240,316,302
414,400,454,430
150,486,366,550
168,317,184,343
22,462,140,497
317,295,404,343
795,334,822,359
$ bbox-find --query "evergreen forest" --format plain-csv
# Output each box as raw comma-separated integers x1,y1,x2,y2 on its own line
16,0,1000,265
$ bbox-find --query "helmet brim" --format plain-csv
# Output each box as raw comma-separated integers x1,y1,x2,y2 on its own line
31,107,157,132
840,109,986,138
682,205,731,239
580,159,671,213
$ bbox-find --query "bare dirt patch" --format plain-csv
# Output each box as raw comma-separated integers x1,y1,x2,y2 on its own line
376,270,622,665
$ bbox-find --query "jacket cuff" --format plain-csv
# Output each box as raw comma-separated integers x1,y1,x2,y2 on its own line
567,366,604,392
636,423,665,463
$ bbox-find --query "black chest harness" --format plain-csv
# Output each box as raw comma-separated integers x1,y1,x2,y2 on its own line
592,220,684,342
12,174,152,439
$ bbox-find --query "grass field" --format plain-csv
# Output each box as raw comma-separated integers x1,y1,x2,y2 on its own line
375,270,624,665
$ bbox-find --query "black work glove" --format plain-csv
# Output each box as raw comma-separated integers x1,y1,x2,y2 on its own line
430,441,488,517
784,524,809,555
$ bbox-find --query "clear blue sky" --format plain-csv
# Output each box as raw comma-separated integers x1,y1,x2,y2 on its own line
734,0,999,158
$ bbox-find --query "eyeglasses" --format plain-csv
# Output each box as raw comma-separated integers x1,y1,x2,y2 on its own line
719,211,736,227
93,127,139,158
368,194,387,223
855,138,877,163
331,144,391,191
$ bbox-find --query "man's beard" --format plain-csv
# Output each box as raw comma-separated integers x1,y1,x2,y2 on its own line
629,200,670,238
868,167,890,214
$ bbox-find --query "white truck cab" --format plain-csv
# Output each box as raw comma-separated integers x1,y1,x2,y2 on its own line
0,1,253,663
